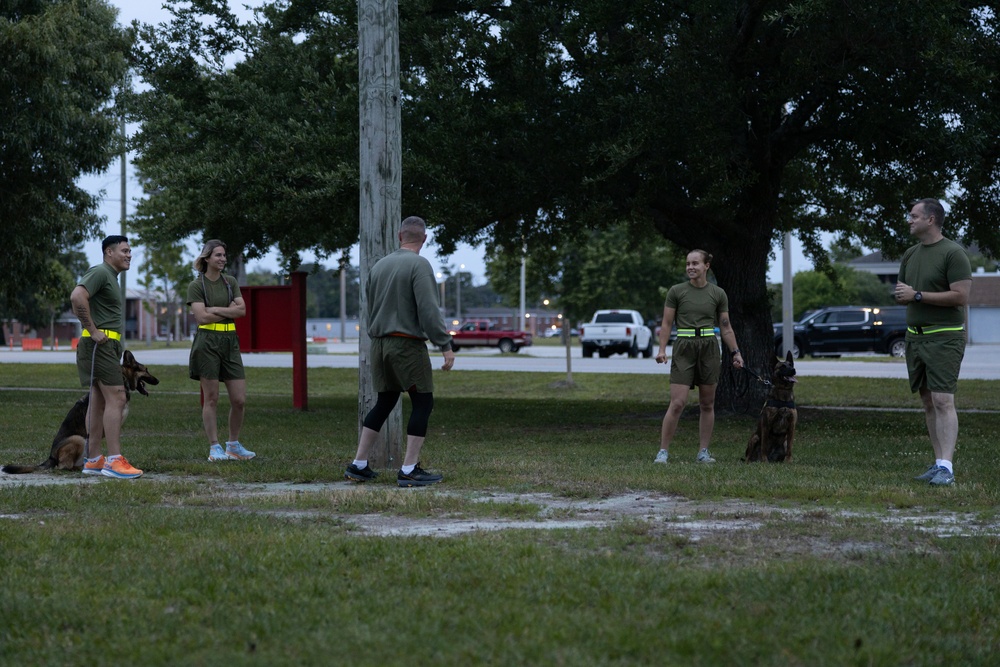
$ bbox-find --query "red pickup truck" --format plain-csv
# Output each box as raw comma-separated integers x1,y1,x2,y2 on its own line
448,320,533,353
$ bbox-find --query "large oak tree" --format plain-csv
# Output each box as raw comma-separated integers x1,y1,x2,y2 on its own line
127,1,999,403
0,0,132,313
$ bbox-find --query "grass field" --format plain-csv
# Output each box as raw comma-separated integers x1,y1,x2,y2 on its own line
2,364,999,666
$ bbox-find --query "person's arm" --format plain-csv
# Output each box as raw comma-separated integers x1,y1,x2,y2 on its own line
718,311,744,369
895,279,971,307
655,306,676,364
70,285,109,344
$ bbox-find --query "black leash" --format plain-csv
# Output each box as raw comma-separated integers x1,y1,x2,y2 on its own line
725,358,770,415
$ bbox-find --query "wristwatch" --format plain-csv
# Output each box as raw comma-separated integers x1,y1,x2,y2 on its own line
914,291,923,302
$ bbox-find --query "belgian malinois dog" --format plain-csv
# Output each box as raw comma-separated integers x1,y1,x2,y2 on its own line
743,350,797,463
1,350,159,474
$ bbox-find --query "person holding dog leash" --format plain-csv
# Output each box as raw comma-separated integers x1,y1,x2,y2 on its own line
654,249,743,464
894,198,971,487
187,239,256,463
71,235,143,479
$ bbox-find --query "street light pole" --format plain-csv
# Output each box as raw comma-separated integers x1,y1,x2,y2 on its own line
455,263,464,322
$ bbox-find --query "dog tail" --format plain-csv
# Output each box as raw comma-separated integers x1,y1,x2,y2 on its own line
1,457,57,474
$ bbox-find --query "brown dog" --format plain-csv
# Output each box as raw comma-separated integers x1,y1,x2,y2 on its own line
743,350,797,463
1,350,159,474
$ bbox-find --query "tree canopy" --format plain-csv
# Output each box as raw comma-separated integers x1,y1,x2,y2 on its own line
126,0,1000,386
0,0,132,311
126,0,360,268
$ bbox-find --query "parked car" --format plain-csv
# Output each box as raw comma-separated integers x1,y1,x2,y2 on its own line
449,320,532,353
542,327,579,338
774,305,907,358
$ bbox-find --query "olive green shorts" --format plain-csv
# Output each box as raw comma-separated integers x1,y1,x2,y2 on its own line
905,335,965,394
77,338,124,387
189,331,245,381
371,336,433,393
669,336,721,386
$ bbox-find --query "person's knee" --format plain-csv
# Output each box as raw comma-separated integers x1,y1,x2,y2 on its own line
407,392,434,437
229,393,246,411
930,392,955,412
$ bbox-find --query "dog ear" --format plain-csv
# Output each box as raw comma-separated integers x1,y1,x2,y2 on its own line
123,349,135,364
785,349,794,363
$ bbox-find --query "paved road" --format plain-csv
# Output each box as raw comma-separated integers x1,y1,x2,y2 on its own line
3,342,1000,379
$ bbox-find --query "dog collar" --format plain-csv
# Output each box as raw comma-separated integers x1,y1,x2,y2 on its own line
766,398,796,409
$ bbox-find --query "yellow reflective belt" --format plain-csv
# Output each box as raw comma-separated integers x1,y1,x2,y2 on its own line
81,329,122,341
907,325,965,335
199,323,236,332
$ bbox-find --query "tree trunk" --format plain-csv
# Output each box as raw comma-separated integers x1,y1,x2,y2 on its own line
711,231,775,415
358,0,402,469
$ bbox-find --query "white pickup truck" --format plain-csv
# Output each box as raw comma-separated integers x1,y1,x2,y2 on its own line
580,309,654,358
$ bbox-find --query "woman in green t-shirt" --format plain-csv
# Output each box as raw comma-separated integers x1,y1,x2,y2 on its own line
653,249,743,464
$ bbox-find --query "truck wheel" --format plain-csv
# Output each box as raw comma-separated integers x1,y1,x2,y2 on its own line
775,340,803,359
498,338,515,353
888,337,906,358
598,349,611,358
642,338,654,358
627,338,639,358
582,344,594,358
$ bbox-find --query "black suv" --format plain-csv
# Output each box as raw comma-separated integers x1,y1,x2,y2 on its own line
774,306,908,358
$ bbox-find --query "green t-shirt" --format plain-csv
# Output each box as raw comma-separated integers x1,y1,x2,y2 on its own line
664,281,729,330
897,237,971,337
366,249,453,350
77,261,122,331
186,274,242,325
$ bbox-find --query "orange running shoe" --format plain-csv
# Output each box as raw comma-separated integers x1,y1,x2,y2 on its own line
82,455,106,476
101,455,143,479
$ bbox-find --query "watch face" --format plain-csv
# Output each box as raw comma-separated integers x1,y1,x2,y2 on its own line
915,292,922,302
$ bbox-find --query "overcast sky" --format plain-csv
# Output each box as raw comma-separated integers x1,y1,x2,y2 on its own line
78,0,814,285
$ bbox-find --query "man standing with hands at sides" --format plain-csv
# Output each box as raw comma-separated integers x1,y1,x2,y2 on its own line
345,216,455,487
71,235,143,479
653,249,743,464
894,198,971,486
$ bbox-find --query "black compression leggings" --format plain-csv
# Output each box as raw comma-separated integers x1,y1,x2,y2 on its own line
362,390,435,438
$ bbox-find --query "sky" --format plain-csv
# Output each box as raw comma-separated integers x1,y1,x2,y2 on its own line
79,0,819,286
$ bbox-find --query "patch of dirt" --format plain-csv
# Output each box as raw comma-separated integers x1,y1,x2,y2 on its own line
4,472,999,547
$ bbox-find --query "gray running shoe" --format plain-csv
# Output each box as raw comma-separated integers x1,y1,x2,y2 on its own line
914,464,939,482
653,450,668,464
696,449,716,464
928,467,954,486
397,465,443,487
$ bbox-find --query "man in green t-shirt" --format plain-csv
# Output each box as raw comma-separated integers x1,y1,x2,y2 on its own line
894,198,972,487
344,216,456,487
70,235,142,479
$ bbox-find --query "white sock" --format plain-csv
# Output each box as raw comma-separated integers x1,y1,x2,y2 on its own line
353,459,368,469
107,454,121,462
937,459,954,473
86,455,102,463
401,464,415,474
225,441,238,447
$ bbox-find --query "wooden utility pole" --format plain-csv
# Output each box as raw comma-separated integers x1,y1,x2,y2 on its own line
358,0,402,468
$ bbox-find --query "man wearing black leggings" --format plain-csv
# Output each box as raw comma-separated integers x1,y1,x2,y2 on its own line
345,216,456,487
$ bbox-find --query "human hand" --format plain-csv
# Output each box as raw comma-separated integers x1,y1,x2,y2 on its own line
655,352,668,364
441,349,455,371
732,351,744,369
894,281,913,303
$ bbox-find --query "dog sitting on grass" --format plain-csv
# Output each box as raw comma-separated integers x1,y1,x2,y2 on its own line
743,350,797,463
1,350,159,474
